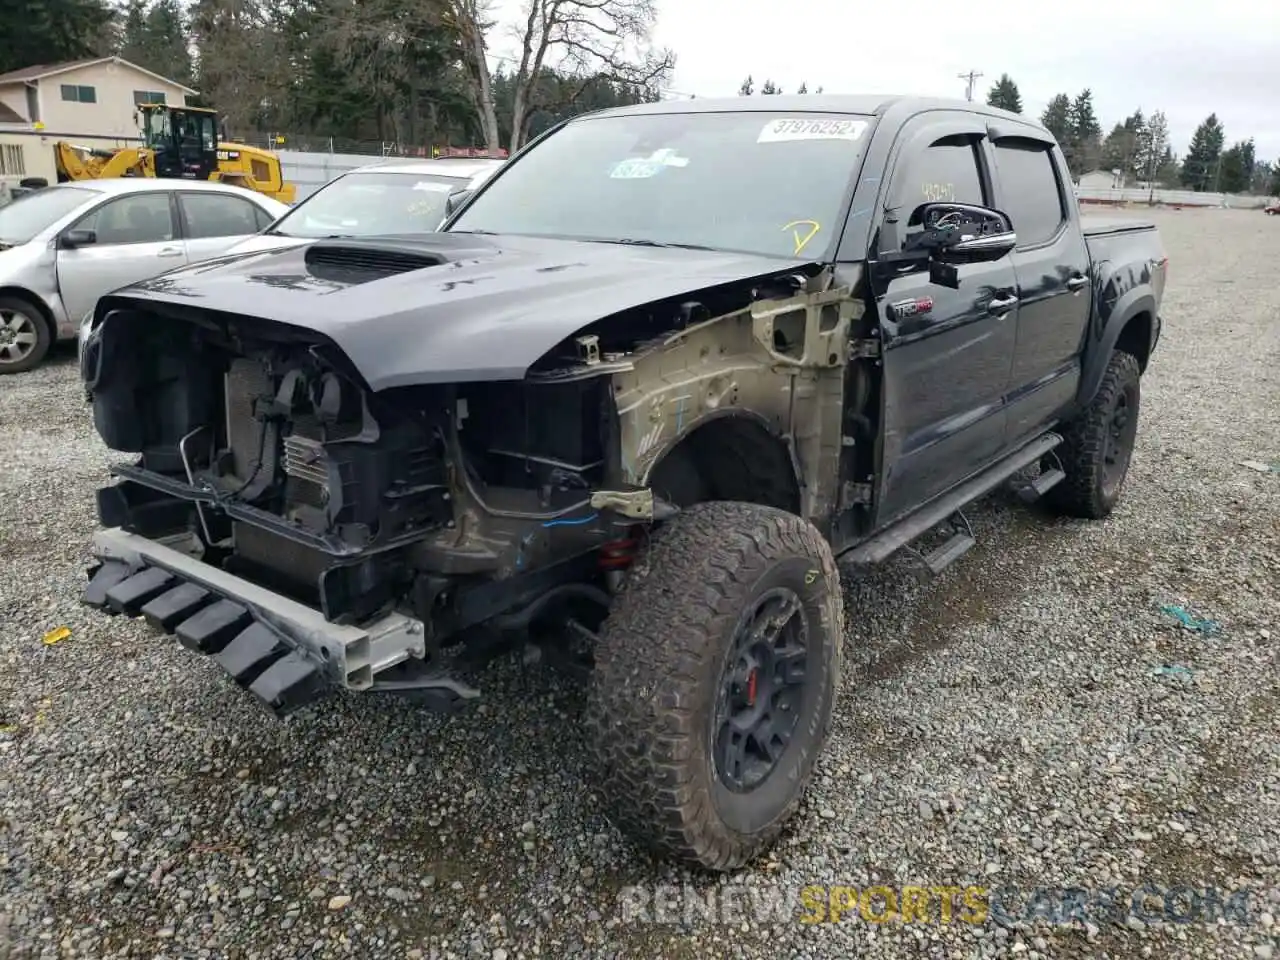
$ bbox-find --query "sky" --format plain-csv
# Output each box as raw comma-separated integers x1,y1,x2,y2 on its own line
493,0,1280,162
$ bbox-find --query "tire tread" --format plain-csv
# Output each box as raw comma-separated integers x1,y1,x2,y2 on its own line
585,501,843,871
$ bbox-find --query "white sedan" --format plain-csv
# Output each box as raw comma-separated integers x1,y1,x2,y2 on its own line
0,178,289,373
222,157,505,257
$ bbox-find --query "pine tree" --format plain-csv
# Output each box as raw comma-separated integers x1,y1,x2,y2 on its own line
119,0,147,57
118,0,191,86
738,75,753,96
1249,159,1273,195
144,0,193,86
760,79,779,95
1063,88,1102,176
984,74,1022,113
1180,114,1226,191
0,0,116,74
1155,147,1179,188
1100,109,1147,180
1217,138,1255,194
797,81,808,94
1040,94,1072,146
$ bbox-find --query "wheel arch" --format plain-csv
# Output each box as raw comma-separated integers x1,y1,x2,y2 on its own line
0,285,57,341
643,410,803,515
1079,289,1155,406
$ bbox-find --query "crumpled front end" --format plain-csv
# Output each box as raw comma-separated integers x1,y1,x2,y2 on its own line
83,527,432,717
77,295,655,716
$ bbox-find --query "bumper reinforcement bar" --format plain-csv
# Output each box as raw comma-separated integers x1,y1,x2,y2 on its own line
82,527,432,717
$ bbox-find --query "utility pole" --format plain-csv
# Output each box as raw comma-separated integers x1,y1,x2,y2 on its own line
958,70,983,102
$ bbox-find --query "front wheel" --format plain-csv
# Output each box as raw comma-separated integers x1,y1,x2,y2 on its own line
586,501,844,871
0,296,52,374
1047,349,1142,519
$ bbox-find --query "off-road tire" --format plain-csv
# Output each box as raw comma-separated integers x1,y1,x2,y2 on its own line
1046,349,1142,519
0,295,52,375
586,501,844,871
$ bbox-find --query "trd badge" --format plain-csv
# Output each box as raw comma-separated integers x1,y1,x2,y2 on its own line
889,296,934,321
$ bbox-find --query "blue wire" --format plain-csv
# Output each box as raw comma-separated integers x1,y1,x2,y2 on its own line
541,512,599,528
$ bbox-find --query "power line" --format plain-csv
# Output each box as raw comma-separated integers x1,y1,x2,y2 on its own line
957,69,983,102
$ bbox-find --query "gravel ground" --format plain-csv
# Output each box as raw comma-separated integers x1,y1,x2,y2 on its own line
1,207,1278,960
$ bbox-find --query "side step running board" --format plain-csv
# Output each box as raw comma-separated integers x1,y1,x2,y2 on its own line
1017,466,1066,503
842,432,1062,566
920,511,976,574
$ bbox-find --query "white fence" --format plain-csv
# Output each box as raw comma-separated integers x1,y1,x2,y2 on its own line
1075,185,1270,209
277,150,391,201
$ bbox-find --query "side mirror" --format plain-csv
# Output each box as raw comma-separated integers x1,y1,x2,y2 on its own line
909,202,1016,261
875,202,1016,290
444,189,473,219
60,229,97,249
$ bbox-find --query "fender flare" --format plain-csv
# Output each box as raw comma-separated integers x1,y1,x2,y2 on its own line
1078,287,1155,407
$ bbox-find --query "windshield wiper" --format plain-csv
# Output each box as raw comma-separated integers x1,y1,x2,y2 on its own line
589,237,718,251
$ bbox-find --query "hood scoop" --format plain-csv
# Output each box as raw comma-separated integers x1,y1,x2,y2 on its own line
304,238,448,283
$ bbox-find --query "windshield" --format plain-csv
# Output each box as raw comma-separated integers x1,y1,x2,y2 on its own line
179,112,216,152
0,185,99,244
448,111,873,259
142,108,171,149
267,171,468,239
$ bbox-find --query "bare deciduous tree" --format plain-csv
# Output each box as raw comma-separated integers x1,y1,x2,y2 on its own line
190,0,294,129
450,0,674,152
446,0,503,152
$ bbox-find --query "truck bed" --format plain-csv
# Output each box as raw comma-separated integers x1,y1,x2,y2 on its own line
1080,214,1156,237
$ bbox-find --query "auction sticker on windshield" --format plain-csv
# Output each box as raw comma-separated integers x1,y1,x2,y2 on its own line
610,148,690,179
758,118,868,143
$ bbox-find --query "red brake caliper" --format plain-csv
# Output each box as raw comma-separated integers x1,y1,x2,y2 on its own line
746,668,758,707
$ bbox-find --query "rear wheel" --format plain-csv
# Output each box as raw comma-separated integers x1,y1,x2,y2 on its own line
1046,349,1142,519
586,501,843,871
0,296,52,374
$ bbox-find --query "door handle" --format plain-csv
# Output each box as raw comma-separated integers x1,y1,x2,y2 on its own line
988,295,1019,313
1066,275,1088,290
157,247,184,258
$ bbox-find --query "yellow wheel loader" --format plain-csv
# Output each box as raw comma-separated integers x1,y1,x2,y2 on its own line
53,104,296,204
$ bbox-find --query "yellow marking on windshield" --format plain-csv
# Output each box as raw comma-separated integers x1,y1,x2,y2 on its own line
783,220,822,256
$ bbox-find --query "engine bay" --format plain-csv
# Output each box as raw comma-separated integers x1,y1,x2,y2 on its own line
82,307,631,631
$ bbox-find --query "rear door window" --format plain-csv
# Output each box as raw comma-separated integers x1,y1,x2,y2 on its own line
993,140,1067,246
181,192,264,239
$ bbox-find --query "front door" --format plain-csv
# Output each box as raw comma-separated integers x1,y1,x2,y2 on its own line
869,115,1020,526
56,191,187,321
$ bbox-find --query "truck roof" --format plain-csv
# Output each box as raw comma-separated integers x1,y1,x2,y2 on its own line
586,94,1043,132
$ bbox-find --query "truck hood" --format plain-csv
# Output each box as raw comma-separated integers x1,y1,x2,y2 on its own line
99,232,813,391
220,233,312,257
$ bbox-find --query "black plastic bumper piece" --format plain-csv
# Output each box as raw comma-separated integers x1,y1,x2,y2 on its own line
83,559,333,718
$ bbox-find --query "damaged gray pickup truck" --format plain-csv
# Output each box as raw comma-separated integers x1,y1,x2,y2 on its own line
77,95,1166,871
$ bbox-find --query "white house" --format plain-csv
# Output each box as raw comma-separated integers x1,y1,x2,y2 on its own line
0,57,199,189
